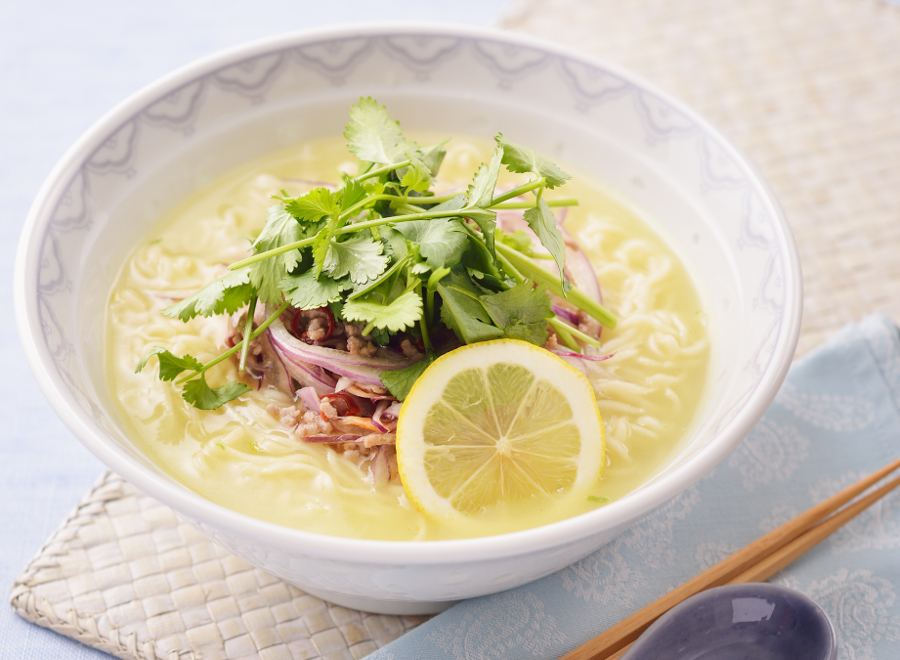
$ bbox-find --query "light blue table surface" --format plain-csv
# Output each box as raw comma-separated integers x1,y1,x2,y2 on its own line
0,3,510,658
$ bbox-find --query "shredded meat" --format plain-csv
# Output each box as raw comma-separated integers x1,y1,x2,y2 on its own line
544,332,559,352
343,381,390,398
319,400,342,419
306,317,329,342
267,403,301,428
266,401,398,482
577,309,603,341
360,433,396,448
400,339,424,360
347,335,378,356
259,316,404,484
330,416,380,434
266,405,337,438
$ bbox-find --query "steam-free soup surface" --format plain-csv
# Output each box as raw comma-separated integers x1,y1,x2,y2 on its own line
106,136,711,541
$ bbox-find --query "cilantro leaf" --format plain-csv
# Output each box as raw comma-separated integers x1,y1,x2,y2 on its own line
346,252,407,300
465,266,507,293
467,144,503,209
419,141,447,177
344,97,410,166
250,204,305,304
394,218,467,269
364,180,385,196
437,270,505,344
461,225,505,283
495,134,571,189
430,193,466,212
379,225,409,260
281,269,353,310
342,290,423,332
481,282,552,346
399,157,432,193
136,347,203,381
524,198,569,290
380,356,434,401
163,267,253,322
340,178,367,212
312,216,338,278
496,228,536,254
323,235,390,284
463,208,498,256
182,376,252,410
285,187,340,224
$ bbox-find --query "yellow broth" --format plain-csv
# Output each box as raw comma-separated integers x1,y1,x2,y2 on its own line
106,136,711,541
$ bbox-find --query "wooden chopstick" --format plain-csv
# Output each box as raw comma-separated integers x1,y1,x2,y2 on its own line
729,471,900,584
558,457,900,660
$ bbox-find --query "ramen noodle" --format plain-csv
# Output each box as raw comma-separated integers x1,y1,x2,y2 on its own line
106,136,711,541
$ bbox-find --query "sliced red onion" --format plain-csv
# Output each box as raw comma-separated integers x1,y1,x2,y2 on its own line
254,331,294,396
552,304,581,326
556,213,603,305
555,351,615,376
550,350,615,362
372,400,391,433
385,401,402,418
272,335,383,385
564,244,603,304
302,434,362,443
266,305,416,386
296,387,320,413
333,376,396,402
281,355,337,396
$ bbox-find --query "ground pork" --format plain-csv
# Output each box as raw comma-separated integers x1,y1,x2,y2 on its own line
347,335,377,356
577,309,603,341
306,316,329,341
544,332,559,352
400,338,424,360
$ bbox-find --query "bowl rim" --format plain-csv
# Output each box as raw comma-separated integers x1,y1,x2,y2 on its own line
14,22,803,564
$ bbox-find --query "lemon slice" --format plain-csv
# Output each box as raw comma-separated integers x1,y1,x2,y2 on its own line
396,339,605,519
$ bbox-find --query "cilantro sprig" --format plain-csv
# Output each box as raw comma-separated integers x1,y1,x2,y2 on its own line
139,97,617,408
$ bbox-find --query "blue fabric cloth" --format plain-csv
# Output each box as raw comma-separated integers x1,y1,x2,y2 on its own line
371,314,900,660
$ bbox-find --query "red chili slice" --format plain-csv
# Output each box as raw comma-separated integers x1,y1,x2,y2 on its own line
290,309,304,340
319,392,362,419
290,306,336,344
317,306,336,341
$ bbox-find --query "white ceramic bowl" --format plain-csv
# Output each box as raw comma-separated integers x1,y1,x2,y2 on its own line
14,24,801,615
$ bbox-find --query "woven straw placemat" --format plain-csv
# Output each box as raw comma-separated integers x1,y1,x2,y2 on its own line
9,472,427,660
12,0,900,657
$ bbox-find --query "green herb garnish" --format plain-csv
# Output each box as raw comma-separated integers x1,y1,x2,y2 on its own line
138,97,617,409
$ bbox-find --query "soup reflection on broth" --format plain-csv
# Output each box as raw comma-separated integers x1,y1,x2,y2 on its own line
106,135,711,541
